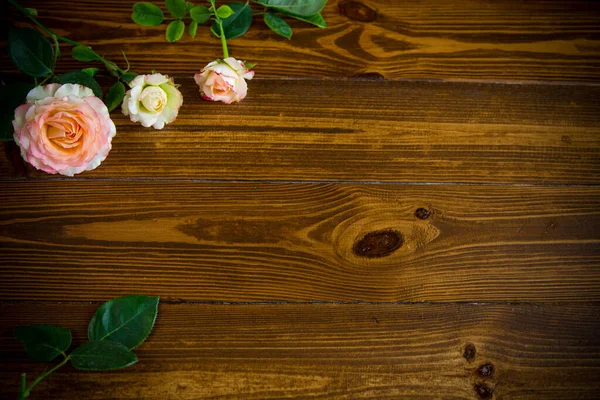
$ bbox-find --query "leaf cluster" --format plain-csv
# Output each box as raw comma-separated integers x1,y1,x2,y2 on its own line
132,0,327,42
15,295,159,398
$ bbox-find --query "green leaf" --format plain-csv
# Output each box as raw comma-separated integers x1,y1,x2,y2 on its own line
211,2,252,40
0,83,35,142
121,71,138,83
81,67,100,77
282,11,326,28
88,295,159,350
104,81,126,112
25,8,37,16
166,0,187,18
189,20,198,38
132,2,165,26
72,45,98,62
244,61,257,69
217,5,234,19
8,27,54,77
186,2,195,11
14,325,72,362
71,341,138,371
255,0,327,17
166,20,185,42
264,12,292,39
190,5,211,24
58,71,103,98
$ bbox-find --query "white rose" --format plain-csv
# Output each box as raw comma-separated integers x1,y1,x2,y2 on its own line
122,73,183,129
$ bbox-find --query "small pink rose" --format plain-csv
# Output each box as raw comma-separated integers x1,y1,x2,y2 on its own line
12,83,116,176
194,57,255,104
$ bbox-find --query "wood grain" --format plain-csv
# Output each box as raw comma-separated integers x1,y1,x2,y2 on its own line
1,302,599,399
1,79,599,183
3,0,600,81
1,181,598,303
1,0,599,398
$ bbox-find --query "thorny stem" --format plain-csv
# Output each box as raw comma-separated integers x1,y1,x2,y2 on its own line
8,0,127,78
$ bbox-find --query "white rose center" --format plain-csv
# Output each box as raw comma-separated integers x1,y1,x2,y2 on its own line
139,86,168,114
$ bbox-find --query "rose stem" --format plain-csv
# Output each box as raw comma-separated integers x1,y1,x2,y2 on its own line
218,21,229,58
21,355,71,399
8,0,126,78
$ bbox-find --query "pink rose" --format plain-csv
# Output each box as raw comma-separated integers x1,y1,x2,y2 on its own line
12,83,116,176
194,57,255,104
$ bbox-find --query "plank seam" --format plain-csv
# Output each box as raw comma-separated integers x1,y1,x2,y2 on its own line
4,72,600,86
1,177,599,187
1,300,599,306
249,77,600,87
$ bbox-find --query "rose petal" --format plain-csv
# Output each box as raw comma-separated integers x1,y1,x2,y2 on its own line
144,73,169,86
55,84,94,99
12,104,31,133
126,84,144,115
129,74,146,88
26,84,62,103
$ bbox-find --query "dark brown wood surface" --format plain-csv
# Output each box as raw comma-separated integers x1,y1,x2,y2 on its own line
3,0,600,81
1,181,599,302
1,79,599,183
1,303,599,399
1,0,599,398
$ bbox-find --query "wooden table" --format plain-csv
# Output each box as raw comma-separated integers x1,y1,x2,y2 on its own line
1,0,599,398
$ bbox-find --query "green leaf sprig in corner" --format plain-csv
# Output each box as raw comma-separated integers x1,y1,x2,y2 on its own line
2,0,139,142
15,295,159,399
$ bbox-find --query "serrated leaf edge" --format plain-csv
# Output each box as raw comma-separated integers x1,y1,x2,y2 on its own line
88,295,160,350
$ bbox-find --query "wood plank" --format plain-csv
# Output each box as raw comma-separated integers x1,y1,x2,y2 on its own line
1,79,599,183
1,302,599,399
1,181,598,303
3,0,600,81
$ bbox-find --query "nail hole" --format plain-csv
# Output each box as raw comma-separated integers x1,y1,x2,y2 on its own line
463,343,476,362
415,208,431,219
474,383,494,399
478,363,495,377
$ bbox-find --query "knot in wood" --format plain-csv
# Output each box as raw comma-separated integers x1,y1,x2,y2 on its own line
478,363,495,377
338,0,377,22
415,208,431,220
474,383,494,399
353,230,402,258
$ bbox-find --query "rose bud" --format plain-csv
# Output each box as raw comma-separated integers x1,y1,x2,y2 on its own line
194,57,254,104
